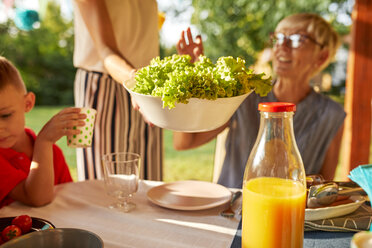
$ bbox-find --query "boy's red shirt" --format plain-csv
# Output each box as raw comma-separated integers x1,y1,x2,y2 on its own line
0,128,73,208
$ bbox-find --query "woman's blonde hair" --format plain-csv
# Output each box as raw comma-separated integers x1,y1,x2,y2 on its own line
276,13,341,73
0,56,26,92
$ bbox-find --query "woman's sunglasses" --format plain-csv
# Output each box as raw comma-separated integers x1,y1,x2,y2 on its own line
270,32,324,49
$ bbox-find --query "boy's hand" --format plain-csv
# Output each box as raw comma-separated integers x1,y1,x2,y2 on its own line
37,107,87,144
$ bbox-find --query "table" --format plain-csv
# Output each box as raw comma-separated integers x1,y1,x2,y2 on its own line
0,180,241,248
230,220,355,248
0,180,359,248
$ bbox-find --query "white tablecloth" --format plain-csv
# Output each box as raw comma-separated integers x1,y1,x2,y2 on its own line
0,180,241,248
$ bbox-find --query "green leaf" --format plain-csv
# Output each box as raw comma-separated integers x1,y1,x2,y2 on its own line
133,54,272,109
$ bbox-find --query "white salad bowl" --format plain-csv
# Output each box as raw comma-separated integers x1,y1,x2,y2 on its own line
124,79,252,132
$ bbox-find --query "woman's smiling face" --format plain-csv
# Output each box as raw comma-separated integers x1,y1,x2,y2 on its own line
272,26,323,80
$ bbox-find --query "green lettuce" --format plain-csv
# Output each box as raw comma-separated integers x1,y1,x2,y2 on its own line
133,54,272,109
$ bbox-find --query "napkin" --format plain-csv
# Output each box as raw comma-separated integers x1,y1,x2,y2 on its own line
348,164,372,231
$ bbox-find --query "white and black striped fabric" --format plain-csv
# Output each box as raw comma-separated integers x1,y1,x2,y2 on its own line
74,68,163,181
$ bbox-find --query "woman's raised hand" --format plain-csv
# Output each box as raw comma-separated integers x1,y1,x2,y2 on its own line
177,27,204,63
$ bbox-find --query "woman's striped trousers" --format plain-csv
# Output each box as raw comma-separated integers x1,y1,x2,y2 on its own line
73,69,163,181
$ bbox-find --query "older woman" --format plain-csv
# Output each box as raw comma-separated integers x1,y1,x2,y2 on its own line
174,13,345,188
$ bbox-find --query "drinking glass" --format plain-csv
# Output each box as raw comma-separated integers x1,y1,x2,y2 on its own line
102,152,140,212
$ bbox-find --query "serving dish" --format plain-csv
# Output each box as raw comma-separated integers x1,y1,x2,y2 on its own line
0,228,103,248
124,78,251,132
0,216,54,233
305,195,366,221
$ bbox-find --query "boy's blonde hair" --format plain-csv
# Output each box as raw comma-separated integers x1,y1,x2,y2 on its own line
0,56,27,93
276,13,341,74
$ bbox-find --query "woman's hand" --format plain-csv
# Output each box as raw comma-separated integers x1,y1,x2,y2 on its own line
177,27,204,62
130,96,154,127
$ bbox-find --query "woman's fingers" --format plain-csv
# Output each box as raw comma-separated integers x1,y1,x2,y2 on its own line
195,35,203,48
186,27,194,45
177,30,187,53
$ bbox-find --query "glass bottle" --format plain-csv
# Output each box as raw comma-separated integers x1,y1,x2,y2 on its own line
242,102,306,248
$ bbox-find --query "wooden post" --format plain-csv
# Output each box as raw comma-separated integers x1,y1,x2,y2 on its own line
340,0,372,180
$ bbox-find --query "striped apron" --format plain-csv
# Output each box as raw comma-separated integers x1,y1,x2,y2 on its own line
73,68,163,181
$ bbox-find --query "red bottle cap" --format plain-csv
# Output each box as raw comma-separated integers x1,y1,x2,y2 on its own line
258,102,296,112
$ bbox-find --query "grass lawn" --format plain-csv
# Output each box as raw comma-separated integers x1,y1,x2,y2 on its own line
26,105,371,183
25,106,216,182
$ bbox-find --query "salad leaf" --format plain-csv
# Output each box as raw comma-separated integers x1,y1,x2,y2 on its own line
133,54,272,109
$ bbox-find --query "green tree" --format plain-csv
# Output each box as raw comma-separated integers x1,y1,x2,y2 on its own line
0,2,75,105
191,0,352,64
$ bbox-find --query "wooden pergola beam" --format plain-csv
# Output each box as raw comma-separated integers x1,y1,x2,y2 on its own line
340,0,372,180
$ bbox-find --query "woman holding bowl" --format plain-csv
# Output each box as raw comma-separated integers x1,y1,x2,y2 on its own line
174,13,345,188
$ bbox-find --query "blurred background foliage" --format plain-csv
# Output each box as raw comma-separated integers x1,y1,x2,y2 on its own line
0,0,353,106
0,3,74,105
191,0,353,64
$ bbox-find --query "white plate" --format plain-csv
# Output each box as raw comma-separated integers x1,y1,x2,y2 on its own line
146,180,232,210
305,195,366,221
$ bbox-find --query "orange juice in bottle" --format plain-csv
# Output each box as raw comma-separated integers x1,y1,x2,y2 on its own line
242,102,306,248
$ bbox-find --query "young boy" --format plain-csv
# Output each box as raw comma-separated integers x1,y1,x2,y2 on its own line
0,56,86,207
